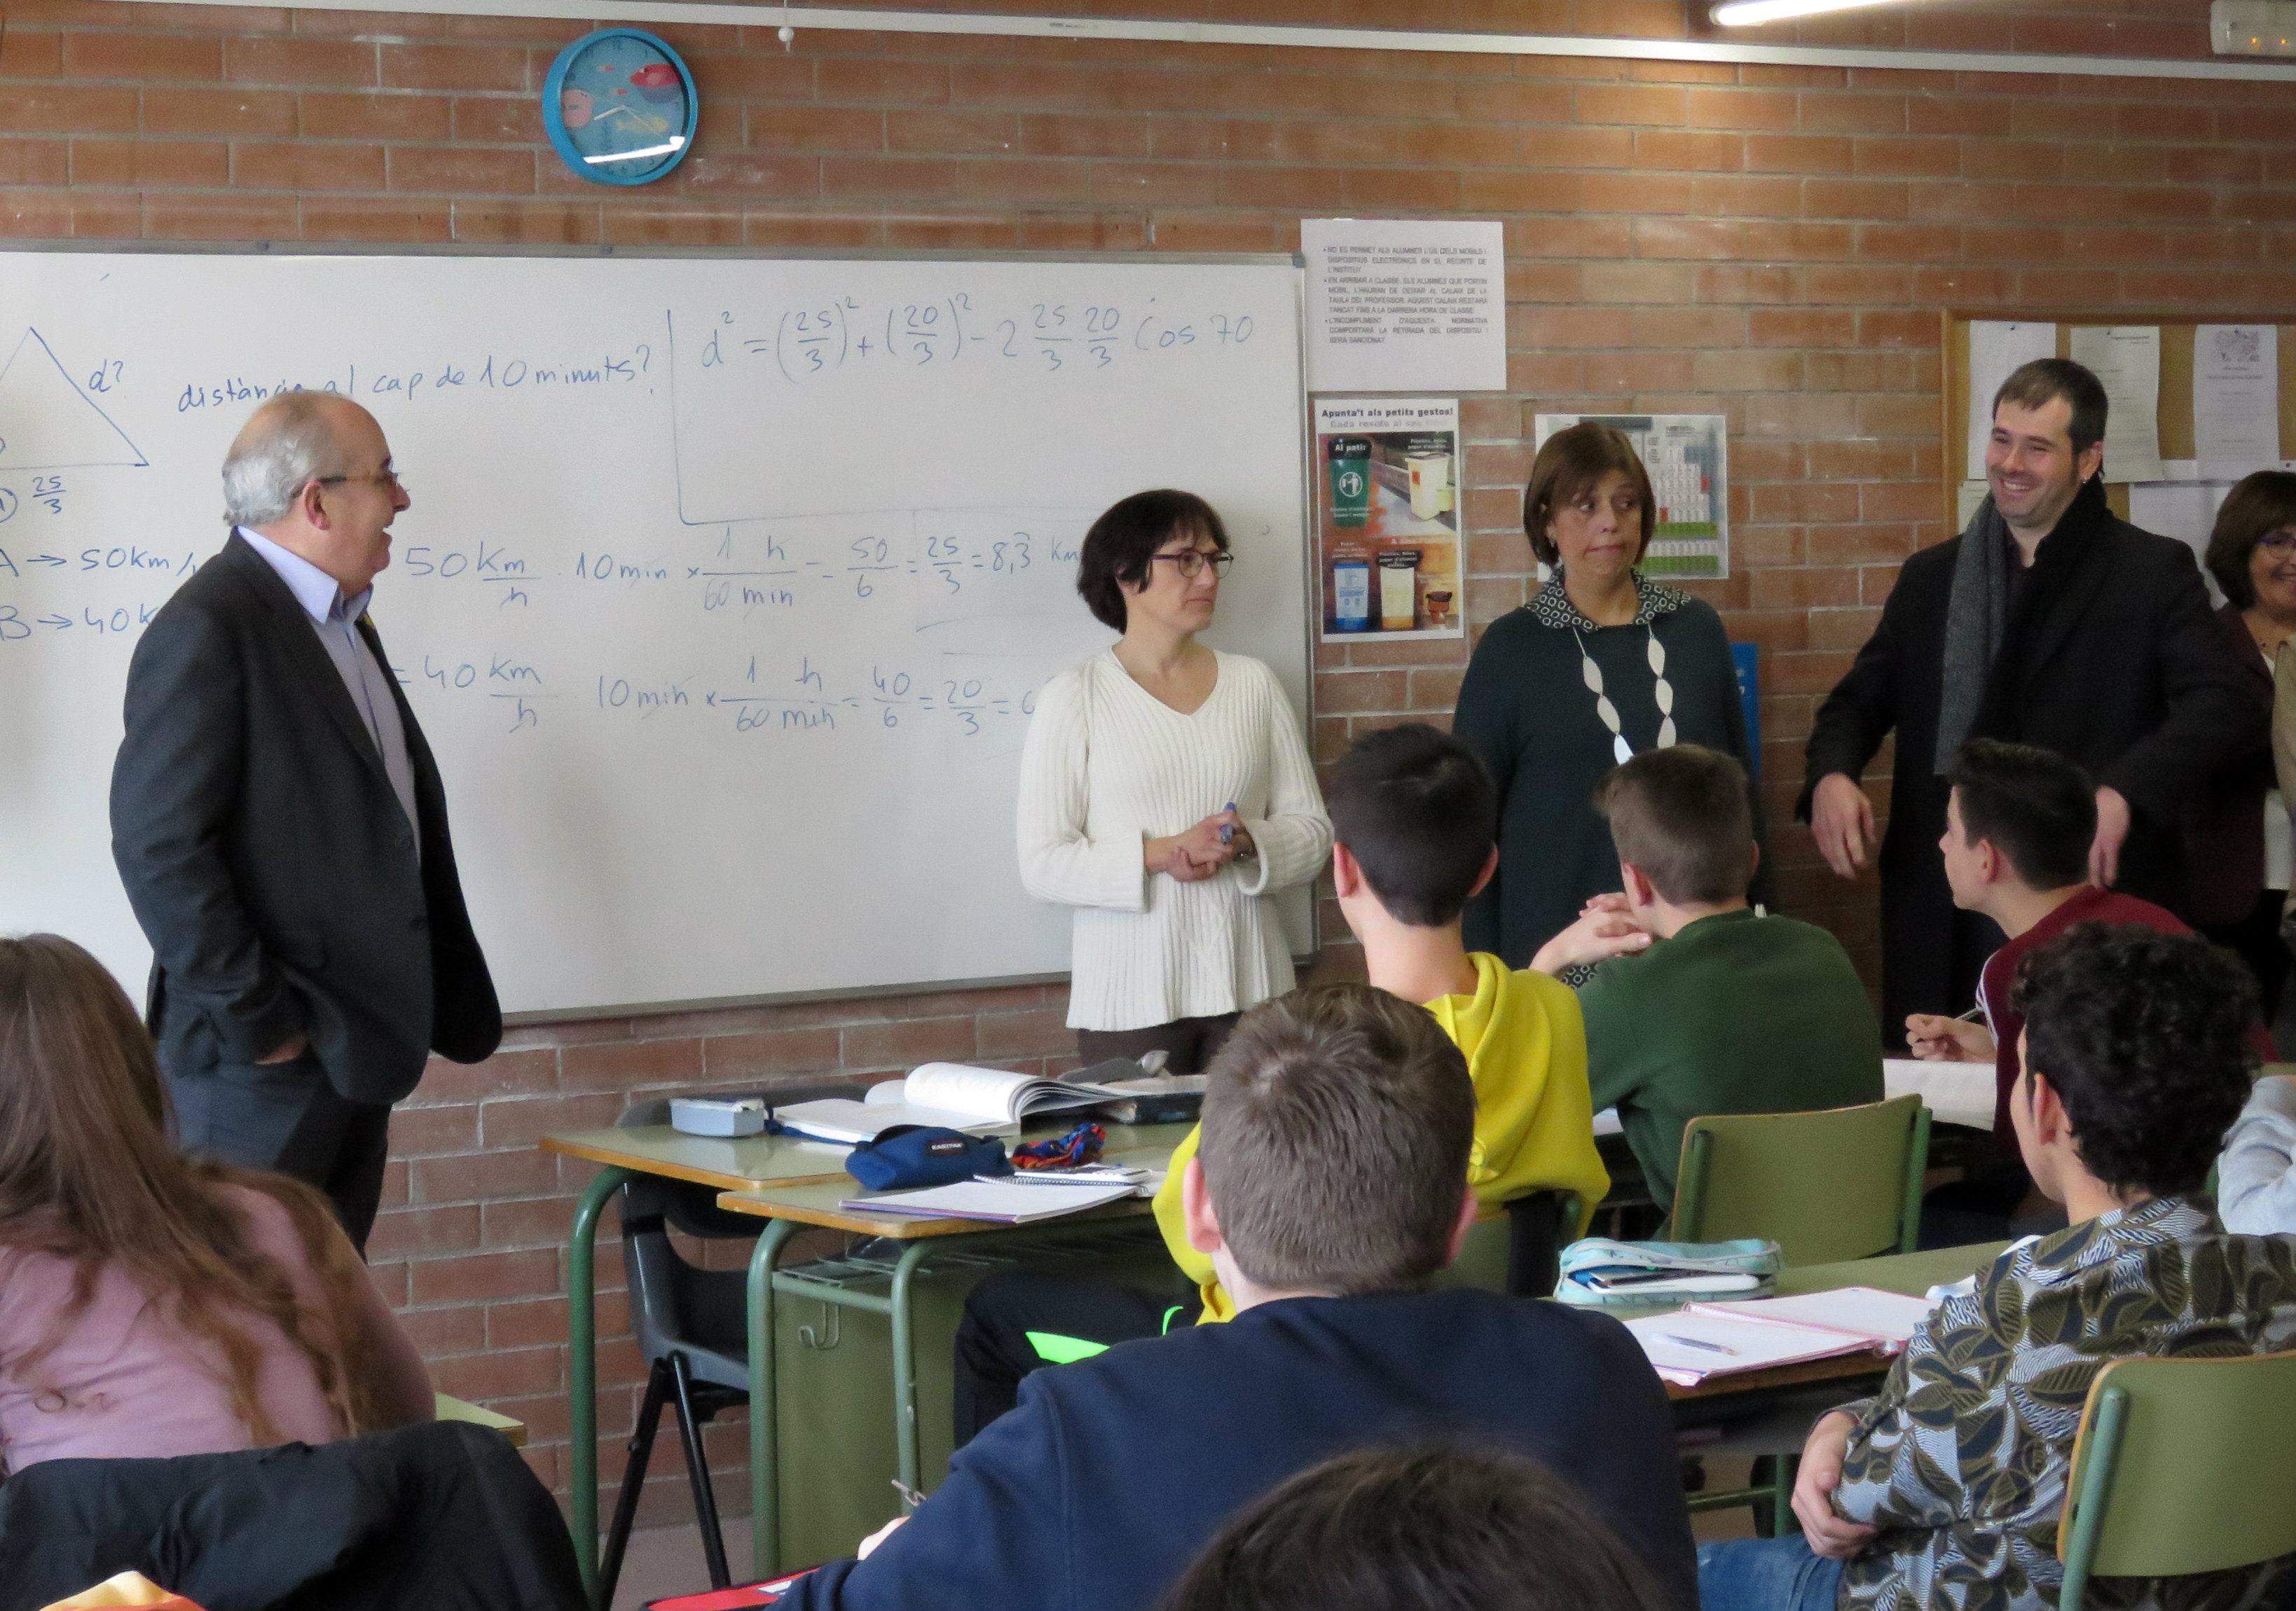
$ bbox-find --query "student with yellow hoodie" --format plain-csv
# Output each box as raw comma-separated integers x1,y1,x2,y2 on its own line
951,724,1627,1439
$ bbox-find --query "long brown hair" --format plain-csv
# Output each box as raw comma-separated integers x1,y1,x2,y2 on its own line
0,934,388,1446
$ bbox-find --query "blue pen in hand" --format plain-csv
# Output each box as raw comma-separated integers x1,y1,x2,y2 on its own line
1221,801,1236,845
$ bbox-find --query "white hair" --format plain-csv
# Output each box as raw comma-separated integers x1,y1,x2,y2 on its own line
221,392,351,527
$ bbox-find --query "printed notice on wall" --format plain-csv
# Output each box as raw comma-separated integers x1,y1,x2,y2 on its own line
1302,219,1506,394
1316,398,1464,642
1534,413,1730,581
2066,324,2164,484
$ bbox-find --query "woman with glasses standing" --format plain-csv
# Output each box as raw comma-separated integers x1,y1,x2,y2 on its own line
1017,489,1331,1073
2189,470,2296,1028
1453,422,1769,976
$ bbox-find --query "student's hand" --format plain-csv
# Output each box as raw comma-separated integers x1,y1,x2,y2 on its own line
1811,774,1877,880
256,1032,308,1065
1904,1014,1995,1063
2089,787,2131,888
856,1515,908,1560
1527,902,1652,976
1792,1411,1879,1561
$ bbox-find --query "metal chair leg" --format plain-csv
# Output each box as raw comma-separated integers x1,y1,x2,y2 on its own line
595,1357,673,1611
670,1350,734,1591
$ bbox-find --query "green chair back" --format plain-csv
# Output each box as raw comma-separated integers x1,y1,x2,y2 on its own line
2058,1350,2296,1610
1672,1094,1929,1265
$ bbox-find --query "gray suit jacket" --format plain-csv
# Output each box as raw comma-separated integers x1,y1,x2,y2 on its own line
110,532,500,1105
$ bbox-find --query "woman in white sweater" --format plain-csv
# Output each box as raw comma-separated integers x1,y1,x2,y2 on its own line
1017,490,1332,1071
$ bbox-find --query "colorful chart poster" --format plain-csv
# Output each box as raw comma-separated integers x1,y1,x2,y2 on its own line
1315,398,1464,642
1532,413,1730,581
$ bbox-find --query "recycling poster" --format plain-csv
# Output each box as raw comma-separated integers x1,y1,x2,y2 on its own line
1314,398,1464,642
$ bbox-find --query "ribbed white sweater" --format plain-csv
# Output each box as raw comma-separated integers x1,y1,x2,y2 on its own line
1016,650,1332,1032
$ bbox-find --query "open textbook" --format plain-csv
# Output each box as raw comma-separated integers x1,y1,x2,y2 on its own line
1623,1287,1941,1387
771,1063,1129,1145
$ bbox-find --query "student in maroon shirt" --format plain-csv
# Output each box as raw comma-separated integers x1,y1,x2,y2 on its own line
1905,740,2192,1240
1905,740,2191,1135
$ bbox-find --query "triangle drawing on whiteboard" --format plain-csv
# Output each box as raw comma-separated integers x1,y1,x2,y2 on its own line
0,329,149,470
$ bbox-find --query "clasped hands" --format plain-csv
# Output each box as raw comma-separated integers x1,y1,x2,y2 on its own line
1528,892,1654,976
1146,810,1253,883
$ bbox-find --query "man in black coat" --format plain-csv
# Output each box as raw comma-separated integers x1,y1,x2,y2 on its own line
111,392,500,1252
1801,358,2265,1040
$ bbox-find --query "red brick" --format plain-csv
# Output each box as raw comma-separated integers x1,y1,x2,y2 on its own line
64,32,221,80
410,1247,559,1306
389,144,533,193
1684,88,1797,131
367,1202,483,1259
477,1091,624,1150
397,1302,487,1358
432,1344,563,1402
380,42,528,92
0,84,137,134
226,36,375,87
841,1016,977,1070
700,1026,844,1079
481,1194,586,1248
234,139,384,190
1745,133,1850,174
70,137,224,187
411,1144,561,1204
558,1036,704,1093
975,1006,1072,1058
0,28,62,78
143,85,296,136
143,191,296,237
299,196,451,242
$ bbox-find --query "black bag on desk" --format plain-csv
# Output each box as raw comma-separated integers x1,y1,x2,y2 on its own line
846,1125,1010,1191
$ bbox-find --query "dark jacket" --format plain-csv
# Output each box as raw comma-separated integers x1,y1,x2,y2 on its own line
0,1420,584,1611
1799,480,2265,1032
1457,581,1770,967
2182,600,2279,926
783,1287,1699,1611
110,533,500,1104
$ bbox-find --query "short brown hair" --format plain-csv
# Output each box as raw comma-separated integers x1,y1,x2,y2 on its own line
1522,422,1654,569
1593,745,1752,906
1075,489,1230,632
1161,1444,1672,1611
1196,985,1473,1296
1993,357,2109,456
2204,469,2296,609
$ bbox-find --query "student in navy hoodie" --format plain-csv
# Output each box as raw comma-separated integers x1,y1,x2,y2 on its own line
779,983,1698,1611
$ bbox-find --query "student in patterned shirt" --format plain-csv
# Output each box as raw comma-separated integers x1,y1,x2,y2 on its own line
1699,923,2296,1611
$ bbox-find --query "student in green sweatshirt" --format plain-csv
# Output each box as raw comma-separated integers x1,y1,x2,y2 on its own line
1578,745,1883,1219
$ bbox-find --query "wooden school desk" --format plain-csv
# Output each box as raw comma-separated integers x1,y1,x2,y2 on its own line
543,1119,1192,1582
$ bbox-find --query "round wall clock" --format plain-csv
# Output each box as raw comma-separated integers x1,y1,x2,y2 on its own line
542,29,698,187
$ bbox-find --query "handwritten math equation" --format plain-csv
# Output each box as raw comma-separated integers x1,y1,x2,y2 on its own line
687,293,1258,382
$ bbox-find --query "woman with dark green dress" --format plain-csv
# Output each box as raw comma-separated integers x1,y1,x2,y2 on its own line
1455,422,1770,972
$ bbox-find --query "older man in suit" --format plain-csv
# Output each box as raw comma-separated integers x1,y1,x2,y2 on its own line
111,392,500,1253
1800,358,2265,1042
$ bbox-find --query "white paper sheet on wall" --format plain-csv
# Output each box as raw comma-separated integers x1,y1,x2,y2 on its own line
2068,325,2165,483
1966,320,2058,479
2127,480,2233,606
2194,324,2281,480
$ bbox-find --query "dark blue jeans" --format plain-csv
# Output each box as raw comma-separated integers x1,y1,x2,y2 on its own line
1697,1536,1848,1611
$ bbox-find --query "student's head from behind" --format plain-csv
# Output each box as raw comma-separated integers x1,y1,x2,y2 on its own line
1591,744,1754,917
2008,924,2257,1207
1075,489,1232,636
1160,1443,1672,1611
0,932,176,1224
1942,738,2095,910
0,933,387,1441
1185,985,1476,1304
1327,724,1497,932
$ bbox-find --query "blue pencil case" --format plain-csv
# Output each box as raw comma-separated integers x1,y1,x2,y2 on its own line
845,1126,1012,1191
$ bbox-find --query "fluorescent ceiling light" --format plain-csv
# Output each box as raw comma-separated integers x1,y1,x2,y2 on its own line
586,134,687,164
1712,0,1901,24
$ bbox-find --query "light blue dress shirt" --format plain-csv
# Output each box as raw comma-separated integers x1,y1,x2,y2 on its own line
237,526,421,847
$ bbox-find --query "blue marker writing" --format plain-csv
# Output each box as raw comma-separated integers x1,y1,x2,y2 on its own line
1221,801,1236,845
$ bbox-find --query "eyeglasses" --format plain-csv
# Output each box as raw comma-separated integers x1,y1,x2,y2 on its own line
316,471,406,495
1150,550,1233,579
2260,531,2296,555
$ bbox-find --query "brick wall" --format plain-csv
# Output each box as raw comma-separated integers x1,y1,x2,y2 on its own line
10,0,2296,1516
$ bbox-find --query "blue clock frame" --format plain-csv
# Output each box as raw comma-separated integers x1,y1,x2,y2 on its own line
542,28,699,188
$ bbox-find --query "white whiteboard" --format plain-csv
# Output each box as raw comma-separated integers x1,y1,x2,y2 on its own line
0,250,1312,1016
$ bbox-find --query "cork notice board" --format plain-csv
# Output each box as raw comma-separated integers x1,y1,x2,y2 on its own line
1941,310,2296,530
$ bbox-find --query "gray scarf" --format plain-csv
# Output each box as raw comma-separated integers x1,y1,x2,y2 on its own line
1933,495,2011,775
